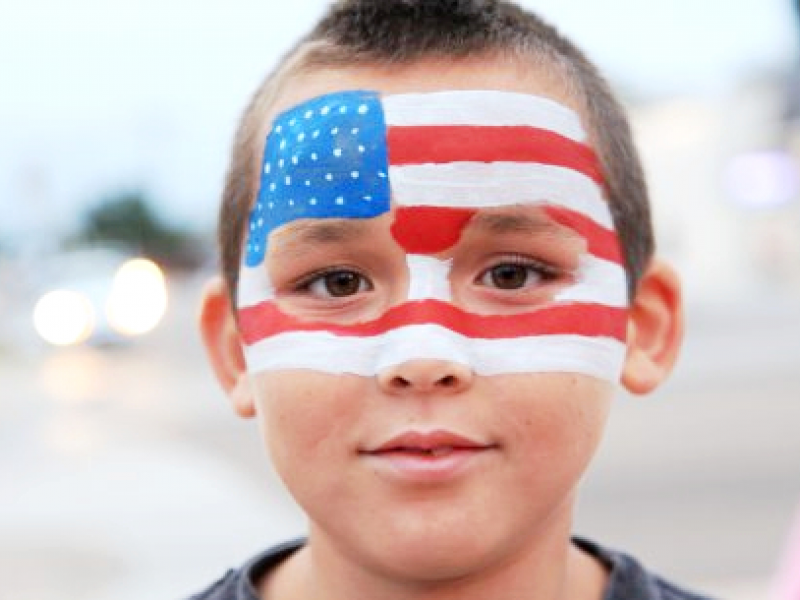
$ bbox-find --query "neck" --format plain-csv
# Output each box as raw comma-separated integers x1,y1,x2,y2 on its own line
259,499,607,600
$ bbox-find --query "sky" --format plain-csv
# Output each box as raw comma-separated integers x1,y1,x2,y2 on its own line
1,0,798,248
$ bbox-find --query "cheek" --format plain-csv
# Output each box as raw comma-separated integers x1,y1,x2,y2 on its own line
490,374,613,475
251,372,366,473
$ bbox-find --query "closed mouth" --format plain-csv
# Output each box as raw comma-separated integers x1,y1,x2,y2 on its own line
364,430,494,456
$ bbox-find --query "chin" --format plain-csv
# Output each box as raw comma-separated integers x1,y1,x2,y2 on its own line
374,540,495,584
354,510,515,584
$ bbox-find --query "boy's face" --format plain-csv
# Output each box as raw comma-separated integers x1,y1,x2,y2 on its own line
208,58,645,580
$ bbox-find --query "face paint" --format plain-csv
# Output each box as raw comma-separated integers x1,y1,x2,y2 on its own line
244,90,392,268
238,89,629,382
240,302,625,379
390,206,476,254
405,255,453,301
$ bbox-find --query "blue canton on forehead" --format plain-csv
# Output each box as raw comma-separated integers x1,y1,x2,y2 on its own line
244,90,391,267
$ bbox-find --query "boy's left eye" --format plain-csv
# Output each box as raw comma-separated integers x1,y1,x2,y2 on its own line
477,260,557,290
303,269,372,298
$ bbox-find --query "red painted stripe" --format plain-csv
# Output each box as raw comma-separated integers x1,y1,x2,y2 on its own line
387,125,604,185
390,206,477,254
542,206,623,264
239,300,627,346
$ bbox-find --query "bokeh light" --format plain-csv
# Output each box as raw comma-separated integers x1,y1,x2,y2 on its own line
105,258,168,336
724,150,800,209
32,290,95,346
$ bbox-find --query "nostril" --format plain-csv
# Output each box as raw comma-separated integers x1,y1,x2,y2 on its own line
377,359,475,395
438,375,457,387
391,376,412,389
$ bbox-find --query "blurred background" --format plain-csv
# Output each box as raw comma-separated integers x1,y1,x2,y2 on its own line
2,1,800,598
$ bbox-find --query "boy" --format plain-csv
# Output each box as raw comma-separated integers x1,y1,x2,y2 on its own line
196,1,703,598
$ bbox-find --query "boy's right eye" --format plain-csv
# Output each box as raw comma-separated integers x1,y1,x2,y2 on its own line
299,269,372,298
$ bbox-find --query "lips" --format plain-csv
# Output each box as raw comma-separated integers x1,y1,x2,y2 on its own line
370,430,489,455
362,430,495,483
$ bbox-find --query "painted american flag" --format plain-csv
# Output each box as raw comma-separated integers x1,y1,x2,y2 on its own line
238,89,628,381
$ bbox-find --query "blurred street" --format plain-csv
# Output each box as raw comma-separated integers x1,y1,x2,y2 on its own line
1,273,799,599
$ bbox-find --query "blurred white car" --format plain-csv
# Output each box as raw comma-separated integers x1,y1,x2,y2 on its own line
30,249,168,347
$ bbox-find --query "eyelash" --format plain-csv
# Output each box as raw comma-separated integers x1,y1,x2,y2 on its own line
476,254,561,290
294,266,372,298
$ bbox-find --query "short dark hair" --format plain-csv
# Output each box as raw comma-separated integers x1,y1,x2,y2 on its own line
218,0,653,306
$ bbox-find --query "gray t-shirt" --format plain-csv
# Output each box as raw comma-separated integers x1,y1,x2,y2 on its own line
188,538,716,600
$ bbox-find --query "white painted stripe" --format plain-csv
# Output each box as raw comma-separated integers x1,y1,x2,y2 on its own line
382,90,587,142
389,162,612,229
244,324,626,381
406,254,452,301
237,265,275,306
556,256,628,308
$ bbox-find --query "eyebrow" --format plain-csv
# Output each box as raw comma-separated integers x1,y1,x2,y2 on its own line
269,219,370,258
467,209,575,238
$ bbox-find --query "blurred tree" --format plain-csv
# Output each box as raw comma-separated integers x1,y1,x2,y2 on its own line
69,191,208,269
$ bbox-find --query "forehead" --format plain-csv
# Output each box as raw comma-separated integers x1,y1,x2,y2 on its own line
240,56,611,268
268,56,583,135
244,87,605,264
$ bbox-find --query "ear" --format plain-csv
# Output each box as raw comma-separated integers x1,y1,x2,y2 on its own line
621,258,684,395
198,276,256,418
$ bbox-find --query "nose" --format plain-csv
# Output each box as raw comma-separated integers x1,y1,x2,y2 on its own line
377,359,475,395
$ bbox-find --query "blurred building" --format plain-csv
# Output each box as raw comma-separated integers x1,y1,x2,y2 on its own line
630,66,800,305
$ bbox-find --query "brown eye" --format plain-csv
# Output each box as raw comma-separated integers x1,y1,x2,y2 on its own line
487,264,535,289
307,270,370,298
478,260,556,291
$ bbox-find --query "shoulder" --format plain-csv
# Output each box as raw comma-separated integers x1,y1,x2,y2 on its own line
574,538,719,600
187,539,305,600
